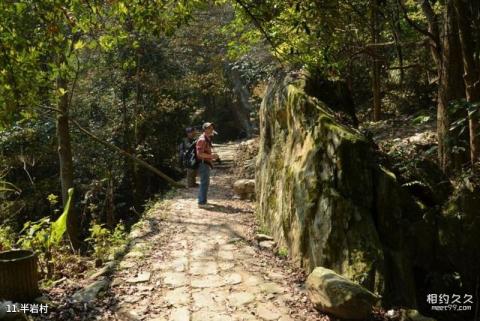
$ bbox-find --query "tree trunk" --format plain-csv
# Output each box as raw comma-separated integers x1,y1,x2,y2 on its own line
371,0,382,121
133,59,144,207
439,0,466,171
422,0,465,172
56,77,80,250
454,0,480,166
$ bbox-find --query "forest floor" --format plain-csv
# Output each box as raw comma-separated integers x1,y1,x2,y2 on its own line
36,142,326,321
361,113,437,161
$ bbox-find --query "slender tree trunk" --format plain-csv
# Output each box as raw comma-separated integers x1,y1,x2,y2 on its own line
133,56,143,206
454,0,480,166
56,77,80,250
439,0,466,171
422,0,465,172
371,0,382,121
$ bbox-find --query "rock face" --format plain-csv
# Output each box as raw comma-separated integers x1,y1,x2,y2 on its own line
256,71,423,306
233,179,255,200
439,182,480,294
306,267,379,320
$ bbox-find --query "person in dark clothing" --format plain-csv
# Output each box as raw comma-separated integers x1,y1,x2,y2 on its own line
179,127,198,187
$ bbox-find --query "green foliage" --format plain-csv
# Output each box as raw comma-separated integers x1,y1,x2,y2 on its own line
86,221,127,262
47,194,59,206
412,115,431,125
0,225,16,251
256,223,270,236
16,217,52,253
17,188,73,251
277,246,288,258
86,222,111,262
449,99,480,137
16,188,74,278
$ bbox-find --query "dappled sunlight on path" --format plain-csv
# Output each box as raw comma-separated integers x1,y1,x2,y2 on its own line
91,142,322,321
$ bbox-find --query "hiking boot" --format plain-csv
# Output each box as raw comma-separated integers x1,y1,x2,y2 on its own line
198,203,211,209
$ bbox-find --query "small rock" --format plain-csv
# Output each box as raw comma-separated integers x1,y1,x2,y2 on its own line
111,277,123,287
260,282,285,295
125,251,144,259
399,309,437,321
72,279,108,303
224,273,242,285
127,271,151,283
386,309,397,318
116,308,142,321
255,234,274,242
233,179,255,199
306,267,379,320
120,261,136,269
259,241,276,250
227,292,255,307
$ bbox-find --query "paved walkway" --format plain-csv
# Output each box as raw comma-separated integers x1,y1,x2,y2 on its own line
97,143,320,321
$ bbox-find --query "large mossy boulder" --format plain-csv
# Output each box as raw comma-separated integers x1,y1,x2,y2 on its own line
306,267,379,320
256,71,422,306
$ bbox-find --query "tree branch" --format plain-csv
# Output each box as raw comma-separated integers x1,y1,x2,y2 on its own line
36,105,185,188
398,0,439,47
233,0,284,62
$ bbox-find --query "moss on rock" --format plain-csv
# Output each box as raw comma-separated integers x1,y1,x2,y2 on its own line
256,70,423,307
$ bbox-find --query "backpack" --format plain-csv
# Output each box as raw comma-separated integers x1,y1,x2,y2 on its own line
182,139,198,169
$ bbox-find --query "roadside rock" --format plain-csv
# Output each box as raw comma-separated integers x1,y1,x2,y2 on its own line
72,279,109,303
258,240,276,250
233,179,255,200
255,234,274,242
306,267,379,320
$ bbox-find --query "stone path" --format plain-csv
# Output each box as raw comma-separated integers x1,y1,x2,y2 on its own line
94,142,322,321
